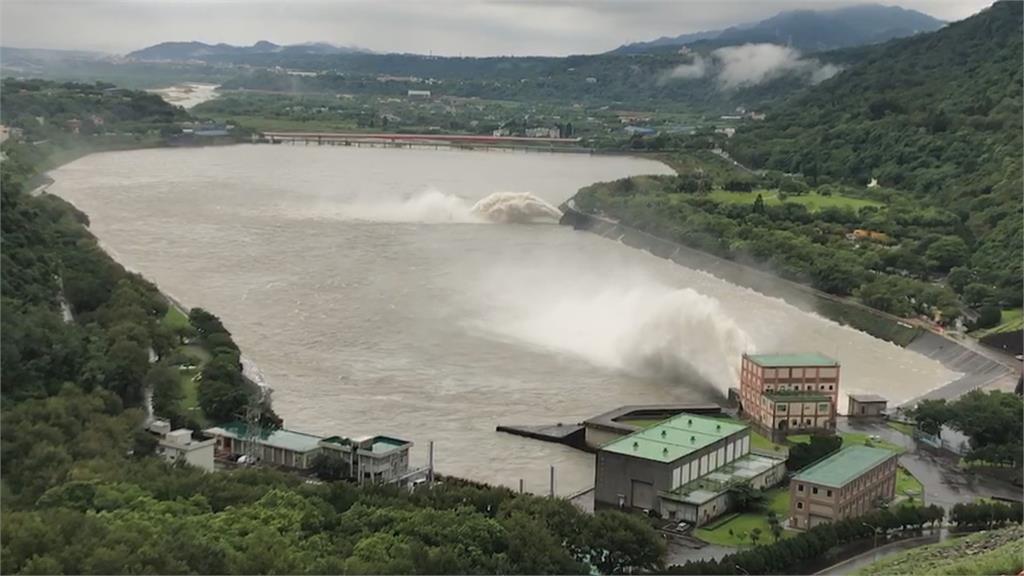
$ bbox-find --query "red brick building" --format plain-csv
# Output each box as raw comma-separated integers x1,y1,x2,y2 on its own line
740,353,840,437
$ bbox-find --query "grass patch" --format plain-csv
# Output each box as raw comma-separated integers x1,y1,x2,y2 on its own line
853,526,1024,576
695,488,796,547
896,467,923,498
707,189,883,212
972,308,1023,338
788,432,904,454
162,305,190,331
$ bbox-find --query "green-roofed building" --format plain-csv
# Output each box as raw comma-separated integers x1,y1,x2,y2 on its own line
789,445,898,530
740,352,841,442
595,412,787,526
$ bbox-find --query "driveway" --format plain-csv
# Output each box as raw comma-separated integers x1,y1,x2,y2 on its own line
838,418,1020,509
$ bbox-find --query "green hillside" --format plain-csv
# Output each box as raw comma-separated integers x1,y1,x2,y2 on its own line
728,1,1023,305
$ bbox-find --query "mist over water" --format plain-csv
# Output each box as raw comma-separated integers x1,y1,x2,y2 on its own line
48,144,955,495
292,188,564,224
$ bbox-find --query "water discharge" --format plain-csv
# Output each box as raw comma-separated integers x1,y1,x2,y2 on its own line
298,189,563,224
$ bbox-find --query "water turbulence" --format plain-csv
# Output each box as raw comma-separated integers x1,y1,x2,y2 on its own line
471,191,563,223
306,189,563,224
482,278,754,395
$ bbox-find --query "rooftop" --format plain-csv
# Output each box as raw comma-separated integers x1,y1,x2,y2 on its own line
602,413,747,463
746,353,838,368
793,445,897,488
206,422,323,453
662,453,784,504
849,394,888,403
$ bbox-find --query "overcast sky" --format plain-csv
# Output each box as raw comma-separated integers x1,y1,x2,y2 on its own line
1,0,994,56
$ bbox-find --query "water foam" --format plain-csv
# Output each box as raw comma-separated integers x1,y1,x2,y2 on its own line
481,280,754,394
299,189,563,224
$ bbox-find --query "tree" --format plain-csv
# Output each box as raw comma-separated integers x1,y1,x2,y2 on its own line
749,527,762,546
311,451,351,481
147,364,183,417
925,236,969,272
767,511,783,542
975,305,1002,329
752,193,765,214
198,378,248,423
729,482,767,513
583,511,665,574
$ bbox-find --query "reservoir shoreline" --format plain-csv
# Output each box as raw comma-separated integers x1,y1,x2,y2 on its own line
557,205,1018,405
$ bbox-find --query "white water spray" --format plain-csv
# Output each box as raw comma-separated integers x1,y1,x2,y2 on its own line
477,274,754,394
293,189,562,224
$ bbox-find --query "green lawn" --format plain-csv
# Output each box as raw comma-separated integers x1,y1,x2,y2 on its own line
161,306,191,331
896,466,923,498
972,308,1023,338
708,189,883,212
788,432,905,454
695,488,796,547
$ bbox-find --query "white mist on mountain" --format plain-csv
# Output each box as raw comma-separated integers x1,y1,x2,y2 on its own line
713,43,841,89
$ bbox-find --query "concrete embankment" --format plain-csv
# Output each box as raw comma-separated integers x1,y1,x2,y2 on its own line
559,205,1016,404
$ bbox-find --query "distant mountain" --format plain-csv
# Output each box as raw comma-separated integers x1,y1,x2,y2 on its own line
612,4,945,54
126,41,369,61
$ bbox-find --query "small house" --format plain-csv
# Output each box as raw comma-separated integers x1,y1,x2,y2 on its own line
847,394,888,417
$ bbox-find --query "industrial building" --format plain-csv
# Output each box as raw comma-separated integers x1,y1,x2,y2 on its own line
740,353,840,440
147,419,215,472
206,422,323,470
594,413,786,526
319,435,414,484
582,404,723,449
848,394,888,417
204,422,419,484
788,445,898,529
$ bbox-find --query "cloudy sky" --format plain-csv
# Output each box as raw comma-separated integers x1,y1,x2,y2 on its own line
1,0,994,56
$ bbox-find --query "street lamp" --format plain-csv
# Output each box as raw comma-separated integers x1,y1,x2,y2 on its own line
862,522,883,549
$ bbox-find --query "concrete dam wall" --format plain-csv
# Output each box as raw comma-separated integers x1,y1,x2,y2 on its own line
559,205,1017,404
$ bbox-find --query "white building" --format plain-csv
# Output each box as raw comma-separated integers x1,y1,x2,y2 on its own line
407,89,432,98
148,419,215,472
525,127,560,139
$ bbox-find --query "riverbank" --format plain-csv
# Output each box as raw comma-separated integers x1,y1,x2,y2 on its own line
558,205,1017,405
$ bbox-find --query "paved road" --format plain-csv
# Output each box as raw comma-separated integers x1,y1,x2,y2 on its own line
838,418,1021,509
815,529,951,575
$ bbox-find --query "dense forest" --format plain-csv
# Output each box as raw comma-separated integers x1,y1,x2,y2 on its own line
576,2,1022,325
0,81,666,574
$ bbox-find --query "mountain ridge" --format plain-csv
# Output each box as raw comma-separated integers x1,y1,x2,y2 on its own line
612,3,945,54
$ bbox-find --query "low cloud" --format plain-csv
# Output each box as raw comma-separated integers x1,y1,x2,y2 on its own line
661,54,707,81
659,43,842,89
713,43,841,89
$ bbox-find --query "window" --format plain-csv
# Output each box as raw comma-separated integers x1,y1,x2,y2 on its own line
828,385,834,390
798,484,804,492
812,487,818,495
827,490,833,497
797,502,804,510
778,404,787,412
819,403,829,412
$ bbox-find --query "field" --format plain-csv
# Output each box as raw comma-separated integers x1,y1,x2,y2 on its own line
972,307,1023,338
887,421,916,437
695,487,796,547
853,526,1024,576
895,467,923,498
707,189,883,211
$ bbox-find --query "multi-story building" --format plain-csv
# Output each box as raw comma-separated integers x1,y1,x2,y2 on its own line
594,412,786,526
740,353,840,439
319,435,414,485
788,445,898,529
148,419,215,472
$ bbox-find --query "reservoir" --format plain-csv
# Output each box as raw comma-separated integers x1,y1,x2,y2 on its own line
48,145,955,494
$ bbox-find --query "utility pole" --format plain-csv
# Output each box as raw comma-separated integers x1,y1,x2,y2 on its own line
549,465,555,497
519,478,524,494
427,440,434,486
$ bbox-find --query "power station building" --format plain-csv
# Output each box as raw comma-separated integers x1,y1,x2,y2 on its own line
739,353,840,440
594,413,786,526
789,445,898,529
